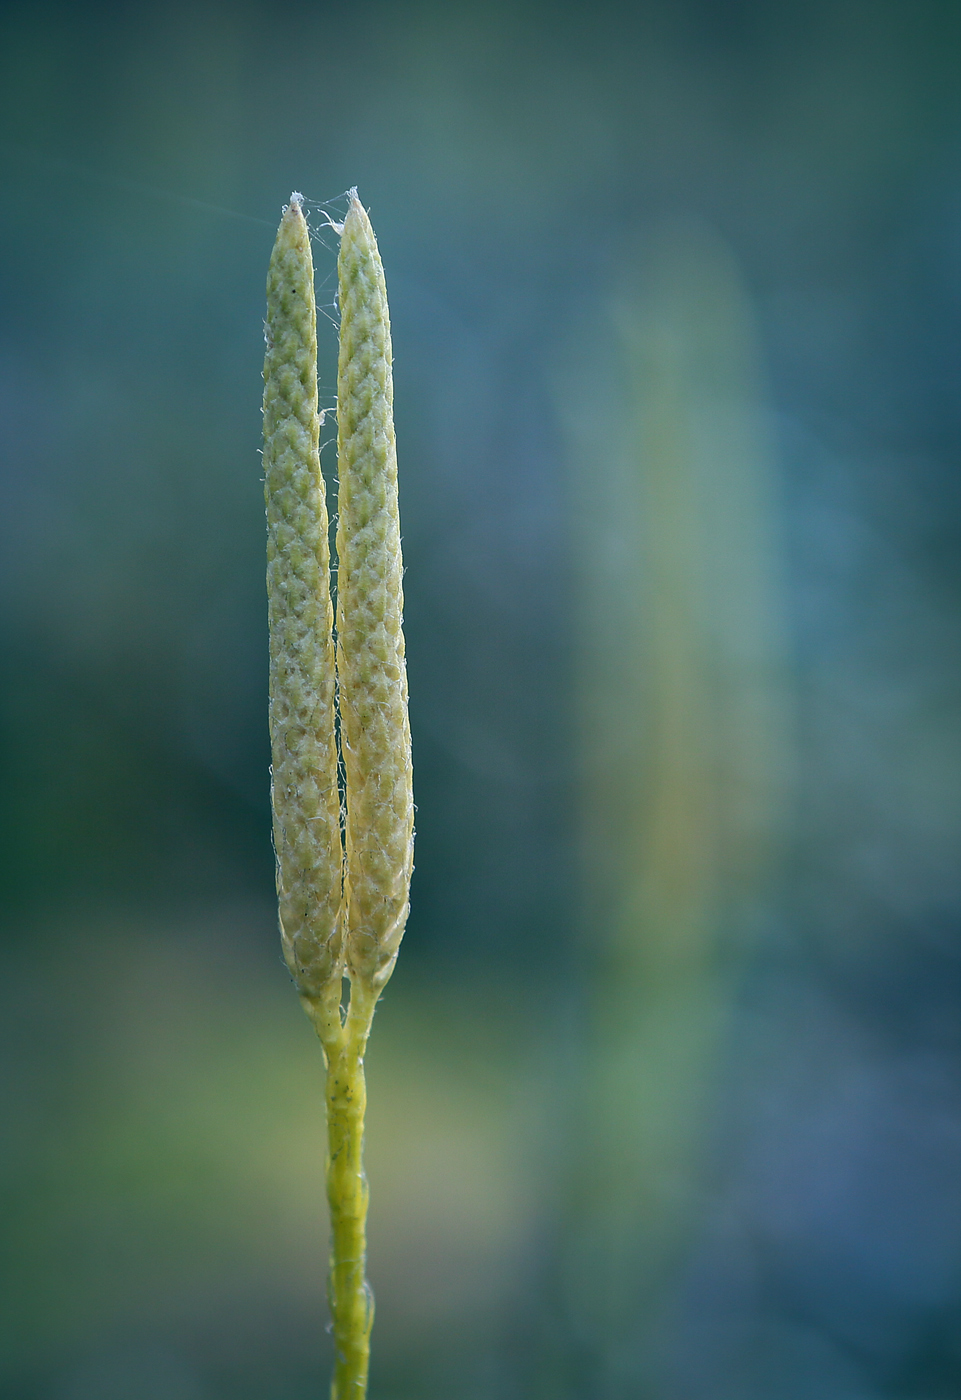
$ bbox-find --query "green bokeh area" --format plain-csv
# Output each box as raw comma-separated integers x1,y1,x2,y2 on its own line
2,2,961,1397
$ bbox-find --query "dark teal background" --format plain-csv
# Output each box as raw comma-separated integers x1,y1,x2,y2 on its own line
1,2,961,1397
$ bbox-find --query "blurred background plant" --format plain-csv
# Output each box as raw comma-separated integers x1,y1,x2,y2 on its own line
1,2,961,1398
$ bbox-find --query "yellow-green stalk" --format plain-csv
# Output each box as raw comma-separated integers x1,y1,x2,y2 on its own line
263,189,412,1400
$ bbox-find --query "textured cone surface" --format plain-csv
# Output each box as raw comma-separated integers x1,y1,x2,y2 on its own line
336,193,414,989
264,197,344,997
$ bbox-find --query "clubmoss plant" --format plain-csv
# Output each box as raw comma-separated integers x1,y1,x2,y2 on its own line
263,189,412,1400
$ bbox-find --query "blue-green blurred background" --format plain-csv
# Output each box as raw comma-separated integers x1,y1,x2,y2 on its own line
2,2,961,1397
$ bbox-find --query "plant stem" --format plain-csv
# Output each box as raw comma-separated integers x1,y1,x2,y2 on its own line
313,983,378,1400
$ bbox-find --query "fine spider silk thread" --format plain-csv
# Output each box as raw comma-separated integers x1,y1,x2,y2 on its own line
263,189,413,1400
